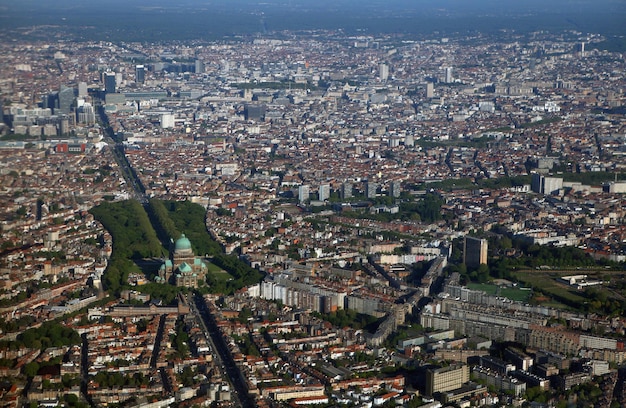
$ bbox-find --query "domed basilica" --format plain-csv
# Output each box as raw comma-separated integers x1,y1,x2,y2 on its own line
157,234,208,288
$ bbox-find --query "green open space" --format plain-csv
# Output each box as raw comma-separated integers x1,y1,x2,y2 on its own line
90,199,264,300
509,271,588,308
414,175,532,192
206,261,232,284
205,260,225,274
90,200,163,293
147,199,264,294
466,282,532,302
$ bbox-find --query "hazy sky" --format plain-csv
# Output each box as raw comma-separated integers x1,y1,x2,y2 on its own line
1,0,623,13
0,0,624,40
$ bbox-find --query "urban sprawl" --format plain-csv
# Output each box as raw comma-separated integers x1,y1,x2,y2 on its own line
1,29,626,408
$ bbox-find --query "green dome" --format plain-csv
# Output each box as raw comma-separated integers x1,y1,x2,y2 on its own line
174,234,192,251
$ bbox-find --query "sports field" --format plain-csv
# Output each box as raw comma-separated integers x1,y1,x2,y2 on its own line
510,271,589,306
466,282,532,302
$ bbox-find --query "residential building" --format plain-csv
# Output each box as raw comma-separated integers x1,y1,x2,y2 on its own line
319,184,330,201
341,182,353,199
425,363,469,396
366,181,377,199
463,236,487,268
299,185,310,203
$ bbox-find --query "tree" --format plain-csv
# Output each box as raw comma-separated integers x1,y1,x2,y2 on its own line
24,361,39,377
238,306,253,323
476,264,490,283
500,237,513,250
64,394,79,405
17,321,80,350
215,208,232,217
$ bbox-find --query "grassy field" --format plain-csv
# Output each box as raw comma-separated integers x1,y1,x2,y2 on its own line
509,271,589,307
466,282,532,302
206,260,233,283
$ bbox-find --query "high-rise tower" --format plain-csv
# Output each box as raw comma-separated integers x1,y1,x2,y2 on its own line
57,86,75,115
463,236,488,269
389,181,401,198
298,185,310,203
445,67,453,83
318,184,330,201
195,60,204,74
78,82,88,98
104,72,117,94
341,182,353,199
379,63,389,82
366,181,378,199
426,82,434,98
135,65,145,84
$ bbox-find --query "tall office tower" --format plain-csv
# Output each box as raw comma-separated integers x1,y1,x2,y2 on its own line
77,103,96,125
426,82,434,98
135,65,145,84
298,185,310,203
341,182,353,199
531,173,563,195
78,82,88,98
463,236,488,269
580,42,585,57
389,181,401,198
379,63,389,82
425,364,469,397
46,92,59,112
104,72,117,94
318,184,330,201
530,173,542,194
195,59,204,74
160,113,175,129
59,117,69,135
366,181,378,199
445,67,453,83
244,104,266,121
388,137,400,148
57,86,75,115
